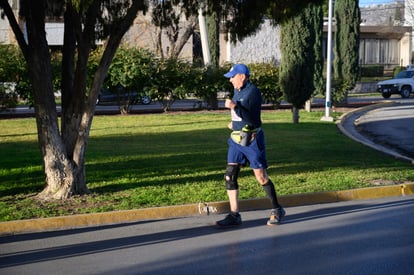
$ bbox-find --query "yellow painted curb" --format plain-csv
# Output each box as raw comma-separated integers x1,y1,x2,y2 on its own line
402,183,414,195
1,183,413,236
0,203,202,235
337,185,402,200
279,191,339,206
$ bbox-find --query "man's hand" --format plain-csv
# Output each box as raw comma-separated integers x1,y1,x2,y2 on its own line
225,99,236,109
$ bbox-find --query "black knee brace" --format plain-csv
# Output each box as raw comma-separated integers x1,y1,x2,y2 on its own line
225,164,240,190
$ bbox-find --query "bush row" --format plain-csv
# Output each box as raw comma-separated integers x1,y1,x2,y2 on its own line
0,45,283,110
359,64,407,78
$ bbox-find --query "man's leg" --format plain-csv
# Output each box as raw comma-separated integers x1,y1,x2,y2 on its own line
216,163,242,227
253,168,285,225
254,168,281,209
225,163,241,212
227,189,239,213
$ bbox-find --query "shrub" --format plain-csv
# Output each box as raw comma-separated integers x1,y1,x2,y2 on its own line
360,65,384,77
0,83,18,111
249,63,282,107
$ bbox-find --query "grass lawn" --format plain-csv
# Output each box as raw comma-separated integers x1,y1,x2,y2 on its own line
0,109,412,221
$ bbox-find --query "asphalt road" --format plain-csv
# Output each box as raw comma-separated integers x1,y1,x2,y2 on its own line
337,99,414,163
355,101,414,159
1,196,413,275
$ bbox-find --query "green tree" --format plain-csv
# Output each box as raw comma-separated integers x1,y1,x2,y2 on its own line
206,9,220,108
279,2,323,123
206,10,219,68
0,45,25,83
312,4,324,97
105,47,156,114
0,0,148,199
145,57,192,112
0,45,25,109
333,0,360,104
0,0,324,201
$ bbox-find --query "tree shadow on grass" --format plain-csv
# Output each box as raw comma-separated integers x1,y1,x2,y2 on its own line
1,122,411,199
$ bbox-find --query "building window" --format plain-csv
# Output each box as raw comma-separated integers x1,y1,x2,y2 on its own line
360,38,400,65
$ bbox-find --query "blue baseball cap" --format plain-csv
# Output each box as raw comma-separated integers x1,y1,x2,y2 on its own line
224,64,250,78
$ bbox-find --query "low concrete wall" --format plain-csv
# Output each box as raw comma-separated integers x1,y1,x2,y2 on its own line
349,82,378,94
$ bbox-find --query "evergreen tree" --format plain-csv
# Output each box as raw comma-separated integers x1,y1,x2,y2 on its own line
333,0,361,103
312,4,324,96
206,11,219,68
279,2,323,123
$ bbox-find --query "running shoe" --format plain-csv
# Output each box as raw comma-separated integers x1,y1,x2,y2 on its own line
216,212,242,227
267,207,286,226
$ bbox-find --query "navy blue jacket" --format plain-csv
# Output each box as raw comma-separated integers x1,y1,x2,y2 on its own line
231,81,262,131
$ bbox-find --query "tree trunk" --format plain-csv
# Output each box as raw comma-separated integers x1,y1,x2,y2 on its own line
292,106,300,124
156,28,164,58
169,16,198,58
18,0,79,200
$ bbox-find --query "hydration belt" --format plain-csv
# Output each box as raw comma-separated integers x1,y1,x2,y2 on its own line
230,127,261,146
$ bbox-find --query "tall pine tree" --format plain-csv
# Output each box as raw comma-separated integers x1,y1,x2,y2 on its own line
279,2,323,123
312,4,324,97
207,11,219,68
333,0,361,103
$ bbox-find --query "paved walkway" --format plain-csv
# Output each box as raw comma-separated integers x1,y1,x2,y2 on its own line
1,196,413,275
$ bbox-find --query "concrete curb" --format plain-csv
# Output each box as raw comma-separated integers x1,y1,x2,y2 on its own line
336,101,414,164
1,183,413,236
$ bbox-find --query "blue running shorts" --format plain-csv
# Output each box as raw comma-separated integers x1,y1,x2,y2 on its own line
227,130,268,169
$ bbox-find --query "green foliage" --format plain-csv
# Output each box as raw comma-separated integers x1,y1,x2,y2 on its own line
312,4,324,96
279,3,320,109
147,0,325,45
87,48,104,91
360,65,384,77
207,11,220,68
107,47,156,91
331,79,353,104
0,44,25,83
218,0,324,42
147,57,193,111
0,44,30,105
2,43,294,113
333,0,360,103
99,48,285,111
249,63,283,107
188,65,232,109
151,0,180,28
0,45,63,106
0,83,18,110
50,51,63,93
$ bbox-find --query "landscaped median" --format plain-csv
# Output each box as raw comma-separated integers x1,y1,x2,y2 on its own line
1,183,413,236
